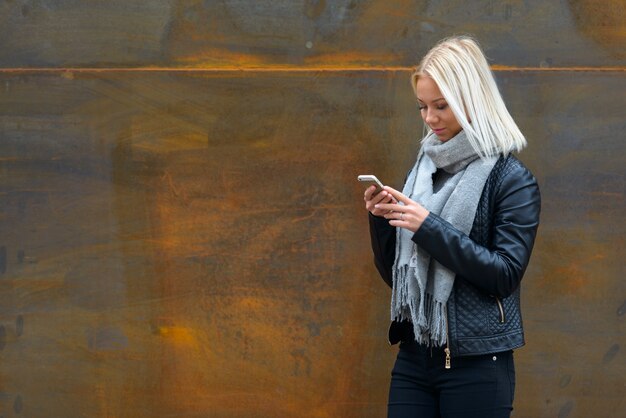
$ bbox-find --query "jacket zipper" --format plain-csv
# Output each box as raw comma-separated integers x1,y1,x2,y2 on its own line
442,298,505,370
444,308,451,369
495,297,505,323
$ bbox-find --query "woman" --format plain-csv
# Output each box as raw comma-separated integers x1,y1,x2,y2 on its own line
363,36,541,417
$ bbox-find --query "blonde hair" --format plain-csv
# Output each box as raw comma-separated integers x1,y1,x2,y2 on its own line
411,36,526,157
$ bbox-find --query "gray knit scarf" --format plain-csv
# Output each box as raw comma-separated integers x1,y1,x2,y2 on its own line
391,130,498,346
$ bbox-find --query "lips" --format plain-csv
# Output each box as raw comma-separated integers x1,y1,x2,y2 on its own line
432,128,445,134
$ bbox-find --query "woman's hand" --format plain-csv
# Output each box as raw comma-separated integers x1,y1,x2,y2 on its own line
364,186,397,217
374,186,430,233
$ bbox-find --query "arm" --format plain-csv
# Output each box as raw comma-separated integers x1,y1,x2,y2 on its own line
368,213,396,288
412,165,541,298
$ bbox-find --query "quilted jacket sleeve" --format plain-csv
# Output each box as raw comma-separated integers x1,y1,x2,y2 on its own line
411,163,541,298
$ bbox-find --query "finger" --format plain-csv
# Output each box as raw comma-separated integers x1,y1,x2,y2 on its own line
364,185,376,200
376,202,402,213
366,188,390,204
389,211,405,221
382,186,412,205
388,219,408,228
384,194,397,204
365,185,387,201
374,201,395,211
379,192,397,204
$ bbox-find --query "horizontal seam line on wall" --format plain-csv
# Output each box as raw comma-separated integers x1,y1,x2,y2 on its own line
0,66,624,73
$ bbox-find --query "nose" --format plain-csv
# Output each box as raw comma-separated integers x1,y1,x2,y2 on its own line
424,108,438,125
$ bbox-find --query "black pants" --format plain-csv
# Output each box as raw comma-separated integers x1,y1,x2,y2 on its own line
388,341,515,418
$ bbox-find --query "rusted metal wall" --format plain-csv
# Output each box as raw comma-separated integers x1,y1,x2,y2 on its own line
0,1,623,417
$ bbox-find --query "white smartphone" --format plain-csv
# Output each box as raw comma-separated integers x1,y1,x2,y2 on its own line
358,174,385,195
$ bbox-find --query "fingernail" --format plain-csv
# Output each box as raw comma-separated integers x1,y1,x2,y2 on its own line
374,204,379,208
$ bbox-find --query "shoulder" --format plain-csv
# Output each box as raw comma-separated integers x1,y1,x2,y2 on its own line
490,154,538,189
492,154,533,180
489,154,540,206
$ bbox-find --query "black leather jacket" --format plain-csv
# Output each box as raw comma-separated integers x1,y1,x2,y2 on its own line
369,154,541,357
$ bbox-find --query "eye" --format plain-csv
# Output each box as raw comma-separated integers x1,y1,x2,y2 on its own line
436,103,448,110
417,104,426,111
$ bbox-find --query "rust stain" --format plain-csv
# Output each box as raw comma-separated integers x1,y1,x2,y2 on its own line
174,48,271,68
552,254,608,293
0,66,411,73
1,66,624,74
490,65,626,72
154,326,199,348
536,230,615,299
303,53,402,68
568,0,626,58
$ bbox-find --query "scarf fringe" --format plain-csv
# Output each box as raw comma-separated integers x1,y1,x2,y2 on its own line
392,266,448,347
423,293,447,346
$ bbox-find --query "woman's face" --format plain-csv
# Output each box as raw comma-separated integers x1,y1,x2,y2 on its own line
416,76,462,142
